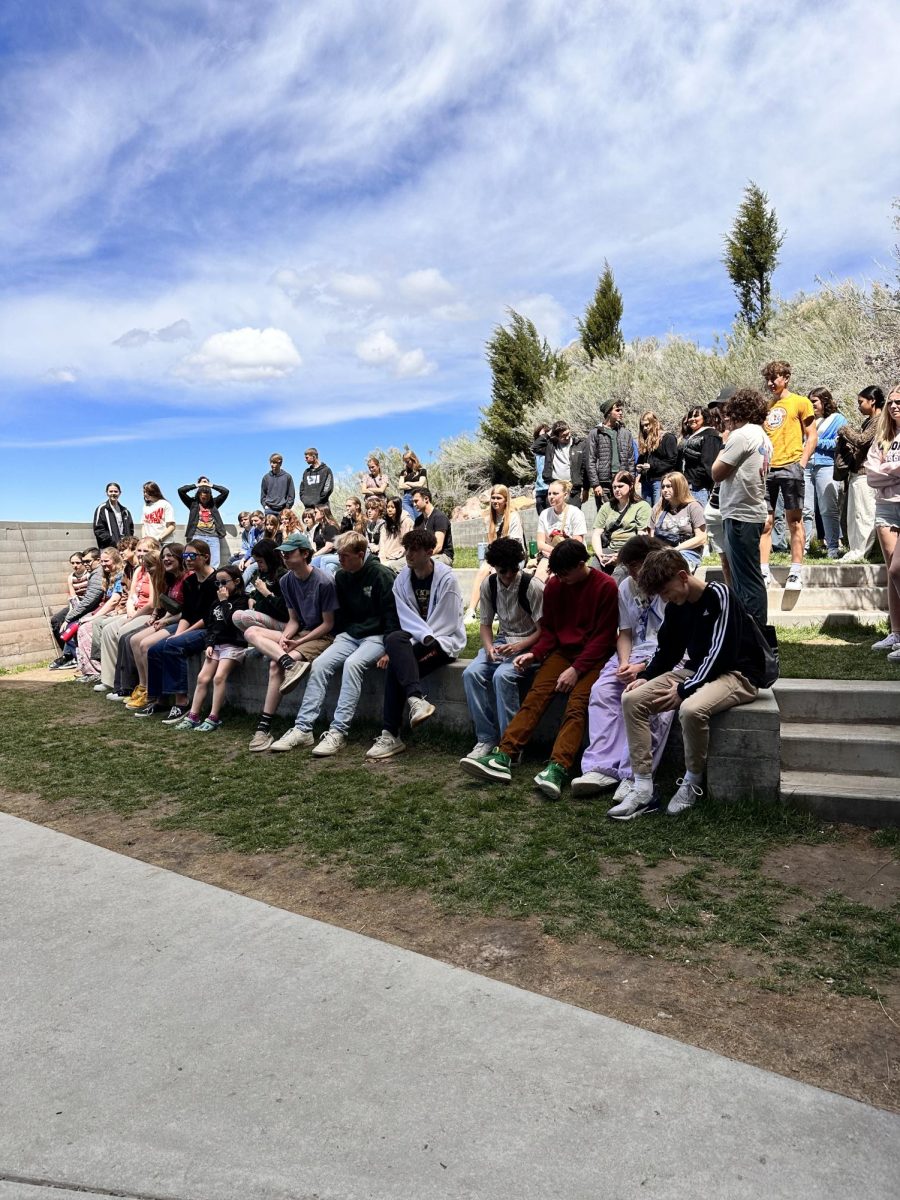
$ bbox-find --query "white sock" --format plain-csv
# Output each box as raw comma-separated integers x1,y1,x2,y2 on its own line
684,770,703,787
790,561,802,571
633,774,653,794
760,563,770,575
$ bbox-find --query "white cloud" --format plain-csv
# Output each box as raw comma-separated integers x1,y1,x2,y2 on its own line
355,330,434,378
330,272,383,303
512,293,569,347
155,318,192,342
174,327,302,384
44,367,77,384
113,328,151,349
399,268,454,306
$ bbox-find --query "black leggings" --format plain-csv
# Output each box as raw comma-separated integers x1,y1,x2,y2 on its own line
382,629,452,736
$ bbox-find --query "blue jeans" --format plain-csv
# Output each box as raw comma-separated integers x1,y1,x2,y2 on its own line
401,494,417,522
147,628,206,697
641,477,661,506
193,533,221,569
803,463,841,554
691,487,709,508
295,632,384,735
462,643,537,745
312,552,340,576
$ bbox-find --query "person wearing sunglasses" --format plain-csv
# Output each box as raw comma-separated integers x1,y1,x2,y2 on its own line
142,541,217,722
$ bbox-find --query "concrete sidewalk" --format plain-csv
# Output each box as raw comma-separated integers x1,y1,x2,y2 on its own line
2,813,898,1200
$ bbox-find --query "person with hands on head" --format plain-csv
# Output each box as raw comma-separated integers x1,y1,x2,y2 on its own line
619,548,767,819
461,536,545,759
572,536,672,812
178,476,229,568
242,531,338,751
460,538,619,800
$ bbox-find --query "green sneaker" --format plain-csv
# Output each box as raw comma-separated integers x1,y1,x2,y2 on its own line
459,749,512,783
534,761,567,799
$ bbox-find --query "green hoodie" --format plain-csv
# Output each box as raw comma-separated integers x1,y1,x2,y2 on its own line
334,555,400,638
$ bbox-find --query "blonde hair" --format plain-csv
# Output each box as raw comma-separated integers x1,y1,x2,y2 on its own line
653,472,694,516
876,386,900,449
336,530,367,555
548,478,572,498
638,411,662,455
486,484,512,541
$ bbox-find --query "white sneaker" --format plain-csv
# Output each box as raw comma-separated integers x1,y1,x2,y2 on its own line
571,770,619,796
467,741,495,759
311,728,347,757
366,730,407,760
872,632,900,653
270,727,315,753
761,571,777,589
408,696,436,728
667,777,703,815
464,607,478,623
784,570,802,591
887,647,900,664
606,783,652,820
92,682,109,693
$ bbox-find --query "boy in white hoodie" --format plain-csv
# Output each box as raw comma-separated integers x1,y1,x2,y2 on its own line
366,528,466,759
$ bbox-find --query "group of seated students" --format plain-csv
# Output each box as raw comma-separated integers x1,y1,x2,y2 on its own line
50,510,770,819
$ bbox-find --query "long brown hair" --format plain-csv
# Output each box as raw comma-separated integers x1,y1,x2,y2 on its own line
638,411,662,455
153,542,185,598
653,471,694,516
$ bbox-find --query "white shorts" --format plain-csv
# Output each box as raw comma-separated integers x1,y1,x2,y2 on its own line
874,498,900,530
208,644,247,661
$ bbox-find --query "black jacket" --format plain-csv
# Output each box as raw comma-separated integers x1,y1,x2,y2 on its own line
680,428,722,493
181,572,219,628
638,432,680,483
178,483,229,539
92,502,134,548
531,433,588,489
643,582,765,699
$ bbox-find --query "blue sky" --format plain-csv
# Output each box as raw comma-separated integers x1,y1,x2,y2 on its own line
2,0,899,521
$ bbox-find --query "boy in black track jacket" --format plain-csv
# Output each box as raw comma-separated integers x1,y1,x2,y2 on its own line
616,548,765,819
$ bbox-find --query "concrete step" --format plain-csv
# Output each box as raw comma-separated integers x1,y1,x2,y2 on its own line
781,722,899,777
766,609,888,629
763,586,886,612
780,770,900,828
702,564,886,587
775,678,900,723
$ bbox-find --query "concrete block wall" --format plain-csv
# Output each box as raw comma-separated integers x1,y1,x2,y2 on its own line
205,656,781,804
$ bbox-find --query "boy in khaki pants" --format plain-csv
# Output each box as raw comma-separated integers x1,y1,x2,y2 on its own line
617,548,765,818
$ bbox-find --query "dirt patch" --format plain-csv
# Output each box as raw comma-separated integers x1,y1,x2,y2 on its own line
2,786,898,1113
763,841,900,911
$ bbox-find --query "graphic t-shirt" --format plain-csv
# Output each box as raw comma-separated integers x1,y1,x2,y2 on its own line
764,391,815,468
196,504,216,533
280,567,339,631
617,575,666,660
412,570,433,619
653,500,706,546
142,500,175,544
718,425,772,523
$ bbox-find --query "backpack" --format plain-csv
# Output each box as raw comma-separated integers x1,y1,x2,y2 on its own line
488,571,534,618
746,614,780,688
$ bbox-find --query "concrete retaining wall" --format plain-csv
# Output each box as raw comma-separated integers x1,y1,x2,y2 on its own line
206,656,781,804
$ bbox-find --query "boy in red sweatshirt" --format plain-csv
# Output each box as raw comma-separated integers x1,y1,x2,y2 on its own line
460,539,618,798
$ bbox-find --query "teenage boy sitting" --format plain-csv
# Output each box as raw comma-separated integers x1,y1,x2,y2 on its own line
461,536,545,759
366,528,466,760
411,487,454,564
271,530,398,756
460,539,618,799
242,532,338,751
619,547,765,817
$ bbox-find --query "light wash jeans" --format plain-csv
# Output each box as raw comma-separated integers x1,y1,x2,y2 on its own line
295,632,384,735
193,532,221,569
803,463,841,555
312,551,340,577
462,641,538,745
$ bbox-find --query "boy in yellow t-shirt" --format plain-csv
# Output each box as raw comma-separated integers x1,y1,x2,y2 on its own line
760,360,817,591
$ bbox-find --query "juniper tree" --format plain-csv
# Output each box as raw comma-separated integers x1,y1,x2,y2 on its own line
723,182,785,336
578,261,624,360
481,309,567,481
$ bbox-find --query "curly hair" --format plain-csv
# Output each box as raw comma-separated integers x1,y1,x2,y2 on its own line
637,547,691,595
762,360,791,383
724,387,769,426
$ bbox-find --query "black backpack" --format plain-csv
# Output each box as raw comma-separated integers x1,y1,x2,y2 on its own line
746,614,780,688
488,571,534,617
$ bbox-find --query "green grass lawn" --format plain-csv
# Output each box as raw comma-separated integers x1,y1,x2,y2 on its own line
1,682,897,998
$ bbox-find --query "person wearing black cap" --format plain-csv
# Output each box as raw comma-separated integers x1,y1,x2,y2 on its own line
711,387,773,628
586,399,636,505
531,421,589,508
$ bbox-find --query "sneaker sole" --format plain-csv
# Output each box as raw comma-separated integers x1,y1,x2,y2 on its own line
311,745,345,757
534,779,562,800
366,744,407,761
571,777,617,796
458,757,511,783
279,664,310,695
249,738,275,753
410,704,436,729
609,801,660,822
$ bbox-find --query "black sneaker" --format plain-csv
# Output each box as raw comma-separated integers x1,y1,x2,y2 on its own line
161,705,187,725
133,703,165,718
49,657,78,671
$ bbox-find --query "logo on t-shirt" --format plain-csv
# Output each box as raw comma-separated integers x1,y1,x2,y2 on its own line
765,406,786,430
145,505,165,525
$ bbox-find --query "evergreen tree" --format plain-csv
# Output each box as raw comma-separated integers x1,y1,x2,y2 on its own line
723,182,785,336
481,309,567,480
578,261,624,360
